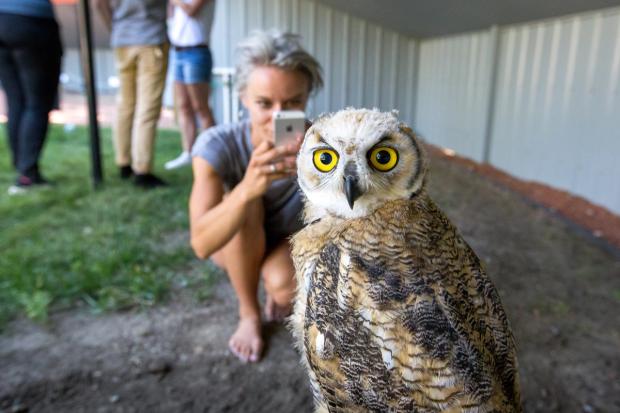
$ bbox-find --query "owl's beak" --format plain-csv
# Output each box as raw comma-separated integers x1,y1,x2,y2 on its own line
344,165,362,209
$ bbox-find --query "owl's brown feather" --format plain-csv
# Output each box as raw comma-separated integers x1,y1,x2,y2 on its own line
291,195,521,412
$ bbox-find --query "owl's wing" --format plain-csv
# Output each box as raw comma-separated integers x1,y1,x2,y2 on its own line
290,217,354,411
344,197,521,411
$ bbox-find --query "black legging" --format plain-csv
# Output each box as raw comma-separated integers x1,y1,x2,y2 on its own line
0,12,62,179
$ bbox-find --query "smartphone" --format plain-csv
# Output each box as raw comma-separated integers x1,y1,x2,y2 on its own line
273,110,306,147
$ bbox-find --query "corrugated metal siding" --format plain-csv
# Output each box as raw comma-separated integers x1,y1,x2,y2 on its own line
490,8,620,214
415,7,620,214
415,31,494,161
208,0,418,122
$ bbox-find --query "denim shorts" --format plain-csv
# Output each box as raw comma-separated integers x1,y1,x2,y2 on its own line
172,45,213,84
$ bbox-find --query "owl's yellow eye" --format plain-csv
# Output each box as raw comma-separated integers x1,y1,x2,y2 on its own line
313,149,339,172
368,146,398,171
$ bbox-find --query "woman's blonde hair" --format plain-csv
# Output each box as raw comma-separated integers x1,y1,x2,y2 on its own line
235,29,323,95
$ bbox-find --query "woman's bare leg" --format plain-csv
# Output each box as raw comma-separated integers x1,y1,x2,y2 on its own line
186,81,215,135
174,82,197,152
211,198,266,362
261,240,296,322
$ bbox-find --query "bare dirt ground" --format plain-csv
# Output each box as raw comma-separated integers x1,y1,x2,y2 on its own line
1,150,619,413
426,145,620,252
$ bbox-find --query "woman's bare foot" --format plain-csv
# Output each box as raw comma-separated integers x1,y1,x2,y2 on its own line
264,294,293,322
228,317,263,363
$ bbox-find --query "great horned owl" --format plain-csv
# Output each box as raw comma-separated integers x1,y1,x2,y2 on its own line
290,108,521,412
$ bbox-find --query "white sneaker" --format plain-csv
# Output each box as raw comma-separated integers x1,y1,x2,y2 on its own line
164,151,191,170
7,185,27,195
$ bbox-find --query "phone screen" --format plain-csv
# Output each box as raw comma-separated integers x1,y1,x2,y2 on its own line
273,110,306,146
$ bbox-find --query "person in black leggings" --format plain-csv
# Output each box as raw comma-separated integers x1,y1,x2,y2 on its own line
0,1,62,194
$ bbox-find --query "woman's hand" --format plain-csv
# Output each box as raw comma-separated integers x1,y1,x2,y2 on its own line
173,0,209,17
239,139,301,201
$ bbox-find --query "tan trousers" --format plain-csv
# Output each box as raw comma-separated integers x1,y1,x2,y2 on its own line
113,43,169,174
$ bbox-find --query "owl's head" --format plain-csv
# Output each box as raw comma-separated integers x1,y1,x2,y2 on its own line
297,108,428,221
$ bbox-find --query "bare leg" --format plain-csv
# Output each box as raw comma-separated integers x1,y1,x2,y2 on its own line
174,82,196,153
211,199,266,362
262,240,297,322
165,82,195,169
186,81,215,137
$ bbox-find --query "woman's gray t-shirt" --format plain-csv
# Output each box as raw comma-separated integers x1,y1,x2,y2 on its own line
192,120,304,247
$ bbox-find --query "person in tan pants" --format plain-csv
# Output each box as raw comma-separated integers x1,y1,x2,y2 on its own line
95,0,169,188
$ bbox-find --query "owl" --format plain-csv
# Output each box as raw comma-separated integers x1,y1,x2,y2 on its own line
289,108,521,412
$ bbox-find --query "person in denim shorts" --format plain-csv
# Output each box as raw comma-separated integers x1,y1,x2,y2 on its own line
165,0,216,170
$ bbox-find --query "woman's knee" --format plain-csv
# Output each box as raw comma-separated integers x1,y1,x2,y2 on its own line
174,84,192,113
223,202,266,261
262,242,296,295
187,83,211,110
177,97,193,116
263,267,295,295
203,198,266,272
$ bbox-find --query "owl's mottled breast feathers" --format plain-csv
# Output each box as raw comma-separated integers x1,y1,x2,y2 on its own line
290,195,521,412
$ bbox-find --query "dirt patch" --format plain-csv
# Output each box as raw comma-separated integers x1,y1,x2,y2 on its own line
1,151,619,413
0,282,313,413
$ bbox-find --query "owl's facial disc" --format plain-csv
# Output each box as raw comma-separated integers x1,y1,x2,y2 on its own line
298,108,428,221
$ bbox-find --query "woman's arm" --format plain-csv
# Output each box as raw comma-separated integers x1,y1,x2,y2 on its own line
189,158,247,259
171,0,210,18
189,140,298,259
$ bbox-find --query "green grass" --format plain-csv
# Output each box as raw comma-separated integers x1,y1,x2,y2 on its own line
0,123,215,328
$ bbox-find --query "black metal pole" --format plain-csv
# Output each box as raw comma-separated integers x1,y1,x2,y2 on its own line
77,0,103,188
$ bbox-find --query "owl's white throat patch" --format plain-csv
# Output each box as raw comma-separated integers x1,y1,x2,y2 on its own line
304,189,377,219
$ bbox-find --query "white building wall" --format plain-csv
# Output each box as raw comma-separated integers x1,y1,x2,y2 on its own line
415,30,495,162
208,0,418,123
415,7,620,214
490,8,620,214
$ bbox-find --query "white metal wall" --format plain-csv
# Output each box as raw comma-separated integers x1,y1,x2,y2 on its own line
208,0,418,123
415,30,495,161
490,9,620,215
415,7,620,214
